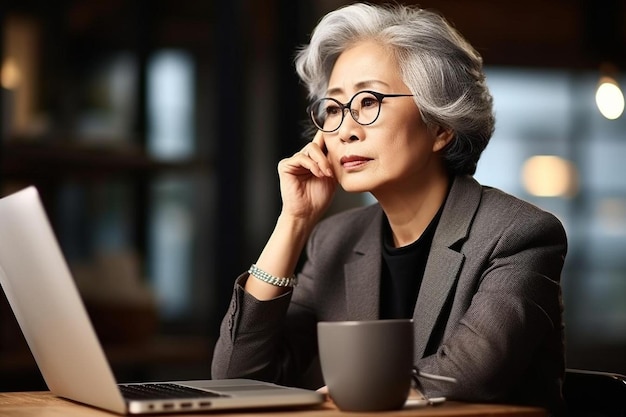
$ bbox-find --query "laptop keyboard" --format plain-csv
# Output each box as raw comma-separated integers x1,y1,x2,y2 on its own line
119,383,226,400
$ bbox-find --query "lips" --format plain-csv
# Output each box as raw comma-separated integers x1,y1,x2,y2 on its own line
340,155,372,169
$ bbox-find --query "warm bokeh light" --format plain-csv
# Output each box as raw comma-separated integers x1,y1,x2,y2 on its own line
1,58,22,89
522,155,578,198
595,77,625,120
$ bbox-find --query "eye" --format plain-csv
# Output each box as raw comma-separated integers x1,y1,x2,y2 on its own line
325,104,342,116
360,96,378,108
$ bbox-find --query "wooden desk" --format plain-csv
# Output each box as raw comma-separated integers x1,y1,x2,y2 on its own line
0,391,547,416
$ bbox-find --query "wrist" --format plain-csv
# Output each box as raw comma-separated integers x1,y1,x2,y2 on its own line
248,264,297,287
275,212,316,243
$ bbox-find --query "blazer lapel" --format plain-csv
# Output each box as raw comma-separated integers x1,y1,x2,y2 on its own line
413,175,482,358
344,208,384,320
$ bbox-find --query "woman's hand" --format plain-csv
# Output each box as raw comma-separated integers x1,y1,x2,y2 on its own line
244,132,336,301
278,131,337,223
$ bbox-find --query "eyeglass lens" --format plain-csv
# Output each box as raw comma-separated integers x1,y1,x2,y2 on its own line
311,91,382,132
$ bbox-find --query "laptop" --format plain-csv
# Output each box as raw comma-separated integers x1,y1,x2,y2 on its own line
0,186,324,414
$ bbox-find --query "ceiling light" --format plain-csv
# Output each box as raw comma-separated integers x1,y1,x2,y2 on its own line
595,76,624,120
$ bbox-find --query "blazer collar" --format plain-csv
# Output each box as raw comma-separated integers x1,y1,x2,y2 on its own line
431,175,482,248
344,208,385,320
343,176,483,355
413,175,482,357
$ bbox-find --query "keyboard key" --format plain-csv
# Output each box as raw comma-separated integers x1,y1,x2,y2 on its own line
119,383,225,400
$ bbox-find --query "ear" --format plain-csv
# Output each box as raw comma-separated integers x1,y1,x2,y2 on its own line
432,126,454,153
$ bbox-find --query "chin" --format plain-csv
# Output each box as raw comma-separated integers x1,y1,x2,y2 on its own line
338,179,373,194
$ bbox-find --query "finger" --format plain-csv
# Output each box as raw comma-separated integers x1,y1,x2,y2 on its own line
280,153,327,178
311,130,324,150
306,133,333,177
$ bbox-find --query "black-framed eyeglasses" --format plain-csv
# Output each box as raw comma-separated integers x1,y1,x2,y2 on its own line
308,90,414,133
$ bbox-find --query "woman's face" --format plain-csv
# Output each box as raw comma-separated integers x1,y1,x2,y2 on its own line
323,40,449,196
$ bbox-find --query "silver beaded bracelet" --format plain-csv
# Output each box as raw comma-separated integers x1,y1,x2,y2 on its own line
248,264,298,287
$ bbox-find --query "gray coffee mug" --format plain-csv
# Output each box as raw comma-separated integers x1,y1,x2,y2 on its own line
317,319,414,411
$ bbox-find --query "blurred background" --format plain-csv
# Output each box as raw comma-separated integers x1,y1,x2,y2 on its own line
0,0,624,391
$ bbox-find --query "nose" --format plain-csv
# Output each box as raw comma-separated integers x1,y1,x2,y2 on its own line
348,108,360,123
337,114,362,143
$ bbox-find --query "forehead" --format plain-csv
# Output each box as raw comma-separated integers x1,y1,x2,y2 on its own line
327,40,405,95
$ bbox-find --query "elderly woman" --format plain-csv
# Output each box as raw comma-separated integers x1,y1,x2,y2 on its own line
211,3,567,415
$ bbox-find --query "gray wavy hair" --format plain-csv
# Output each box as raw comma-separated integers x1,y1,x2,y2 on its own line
295,3,495,175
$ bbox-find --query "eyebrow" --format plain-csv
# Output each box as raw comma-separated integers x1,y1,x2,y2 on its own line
326,80,391,97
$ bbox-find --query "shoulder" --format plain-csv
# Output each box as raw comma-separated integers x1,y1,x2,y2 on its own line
455,175,560,223
305,203,382,257
471,183,568,253
314,203,381,237
444,175,566,246
481,185,564,229
320,203,381,225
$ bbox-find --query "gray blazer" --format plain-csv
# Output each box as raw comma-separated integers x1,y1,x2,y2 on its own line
212,175,567,415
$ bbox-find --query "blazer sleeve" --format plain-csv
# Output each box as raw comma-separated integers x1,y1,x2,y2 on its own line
210,250,323,388
210,205,378,388
415,205,567,406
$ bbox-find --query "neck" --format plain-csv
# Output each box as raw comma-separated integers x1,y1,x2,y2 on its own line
375,172,451,247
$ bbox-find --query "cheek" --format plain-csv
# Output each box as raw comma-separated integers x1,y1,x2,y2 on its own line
383,129,432,169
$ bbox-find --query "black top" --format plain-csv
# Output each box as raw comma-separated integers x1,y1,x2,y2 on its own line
379,207,443,319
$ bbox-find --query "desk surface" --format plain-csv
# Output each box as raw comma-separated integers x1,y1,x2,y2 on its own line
0,391,547,417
